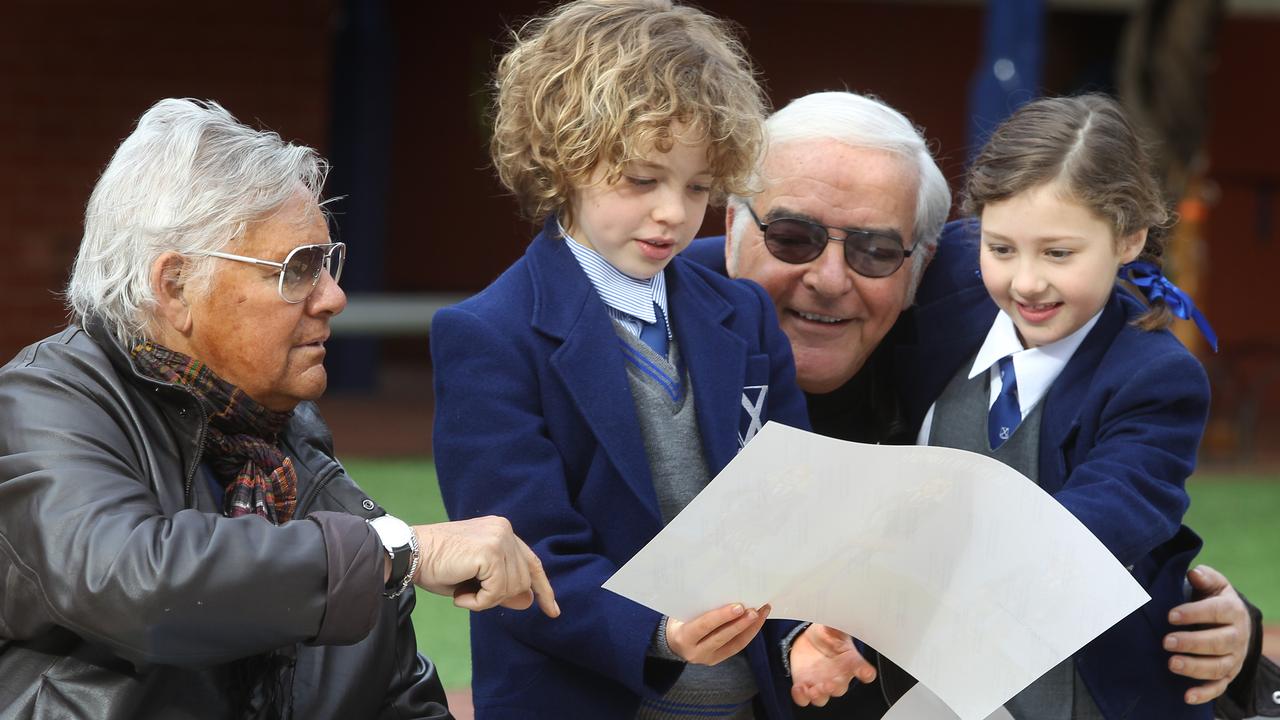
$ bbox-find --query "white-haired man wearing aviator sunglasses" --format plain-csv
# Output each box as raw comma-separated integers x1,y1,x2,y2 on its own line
0,98,557,719
684,90,1262,718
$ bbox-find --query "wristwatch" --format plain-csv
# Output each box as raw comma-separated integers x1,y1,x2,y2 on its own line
367,514,420,599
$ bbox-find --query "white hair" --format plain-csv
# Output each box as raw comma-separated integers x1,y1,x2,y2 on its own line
727,91,951,302
67,98,328,343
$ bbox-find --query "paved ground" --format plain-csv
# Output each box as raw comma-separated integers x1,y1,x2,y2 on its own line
315,366,435,457
318,363,1280,468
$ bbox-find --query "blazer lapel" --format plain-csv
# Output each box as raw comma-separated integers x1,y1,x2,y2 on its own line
530,220,662,524
667,259,746,476
1038,291,1127,490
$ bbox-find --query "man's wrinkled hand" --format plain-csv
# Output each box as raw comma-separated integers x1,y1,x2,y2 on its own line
1164,564,1248,704
790,624,876,707
412,516,559,617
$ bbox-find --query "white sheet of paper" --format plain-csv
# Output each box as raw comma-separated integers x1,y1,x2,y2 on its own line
602,422,1149,720
882,683,1016,720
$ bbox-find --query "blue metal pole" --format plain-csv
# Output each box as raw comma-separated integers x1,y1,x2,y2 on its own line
325,0,394,392
967,0,1046,164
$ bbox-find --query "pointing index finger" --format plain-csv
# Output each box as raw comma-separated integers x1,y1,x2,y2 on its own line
523,542,560,618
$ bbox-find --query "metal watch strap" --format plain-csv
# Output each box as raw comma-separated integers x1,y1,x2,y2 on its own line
368,515,420,600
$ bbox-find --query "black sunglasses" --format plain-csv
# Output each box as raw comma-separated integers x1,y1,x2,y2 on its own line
744,203,915,278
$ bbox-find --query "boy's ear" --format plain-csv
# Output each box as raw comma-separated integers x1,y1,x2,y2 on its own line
1119,228,1147,264
150,252,193,334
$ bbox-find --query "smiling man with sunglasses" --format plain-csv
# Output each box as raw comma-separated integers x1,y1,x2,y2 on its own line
724,128,936,398
683,90,1261,718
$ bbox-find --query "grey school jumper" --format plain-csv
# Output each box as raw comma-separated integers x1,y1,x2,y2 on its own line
614,325,759,720
928,359,1104,720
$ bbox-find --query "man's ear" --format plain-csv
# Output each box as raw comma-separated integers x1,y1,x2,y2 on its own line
150,252,193,334
723,204,737,278
1119,228,1147,264
920,237,939,273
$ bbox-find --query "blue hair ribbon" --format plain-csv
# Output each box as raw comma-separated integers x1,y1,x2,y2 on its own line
1120,261,1219,352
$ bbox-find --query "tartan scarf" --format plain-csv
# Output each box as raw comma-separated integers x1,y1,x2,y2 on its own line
131,341,298,524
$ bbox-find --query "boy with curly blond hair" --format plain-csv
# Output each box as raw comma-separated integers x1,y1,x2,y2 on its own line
431,1,837,717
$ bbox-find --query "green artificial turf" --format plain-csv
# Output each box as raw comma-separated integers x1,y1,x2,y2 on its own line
349,458,1280,690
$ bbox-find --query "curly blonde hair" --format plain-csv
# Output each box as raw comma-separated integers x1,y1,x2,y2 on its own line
490,0,767,227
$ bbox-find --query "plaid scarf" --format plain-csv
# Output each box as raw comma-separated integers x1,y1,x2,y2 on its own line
131,341,298,524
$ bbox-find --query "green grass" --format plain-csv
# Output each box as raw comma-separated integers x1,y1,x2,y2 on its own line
344,459,473,689
349,458,1280,690
1185,475,1280,618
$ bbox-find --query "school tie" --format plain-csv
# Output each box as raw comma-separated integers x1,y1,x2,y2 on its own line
988,355,1021,450
638,303,669,358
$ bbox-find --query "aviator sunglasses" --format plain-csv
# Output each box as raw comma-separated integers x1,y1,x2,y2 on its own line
199,242,346,303
745,203,915,278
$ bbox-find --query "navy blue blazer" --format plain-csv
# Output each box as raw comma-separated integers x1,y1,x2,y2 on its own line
431,218,811,719
684,235,730,276
902,220,1213,720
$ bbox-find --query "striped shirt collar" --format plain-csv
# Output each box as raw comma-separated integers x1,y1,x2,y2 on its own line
560,221,669,326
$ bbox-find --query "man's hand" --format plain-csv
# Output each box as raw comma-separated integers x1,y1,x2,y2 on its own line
412,516,559,618
790,624,876,707
1165,564,1249,704
666,603,770,666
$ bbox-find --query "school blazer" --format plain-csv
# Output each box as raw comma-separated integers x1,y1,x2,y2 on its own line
901,220,1213,720
431,218,811,719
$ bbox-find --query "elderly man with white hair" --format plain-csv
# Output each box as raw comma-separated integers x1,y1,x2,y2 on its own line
0,98,556,719
685,91,1262,718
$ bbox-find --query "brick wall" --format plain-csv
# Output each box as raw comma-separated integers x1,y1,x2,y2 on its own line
0,0,335,356
5,3,1278,431
385,1,983,294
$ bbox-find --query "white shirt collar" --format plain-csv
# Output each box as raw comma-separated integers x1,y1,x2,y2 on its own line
968,309,1102,418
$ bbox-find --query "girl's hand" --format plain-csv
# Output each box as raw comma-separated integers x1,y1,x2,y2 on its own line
666,603,771,666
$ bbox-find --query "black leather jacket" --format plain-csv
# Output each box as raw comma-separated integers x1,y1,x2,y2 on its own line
0,322,449,719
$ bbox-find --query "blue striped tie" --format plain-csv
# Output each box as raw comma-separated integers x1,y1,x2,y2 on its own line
988,355,1021,450
638,303,669,358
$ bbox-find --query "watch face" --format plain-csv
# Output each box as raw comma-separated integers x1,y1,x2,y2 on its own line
370,515,413,548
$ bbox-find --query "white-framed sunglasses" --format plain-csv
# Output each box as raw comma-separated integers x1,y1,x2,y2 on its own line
198,242,346,303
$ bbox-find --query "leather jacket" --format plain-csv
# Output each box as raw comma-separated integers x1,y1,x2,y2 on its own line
0,321,450,719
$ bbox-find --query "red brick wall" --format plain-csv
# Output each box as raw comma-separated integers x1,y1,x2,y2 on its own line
1198,17,1280,436
1202,18,1280,348
387,1,982,294
5,2,1277,422
0,0,335,356
388,3,1278,431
